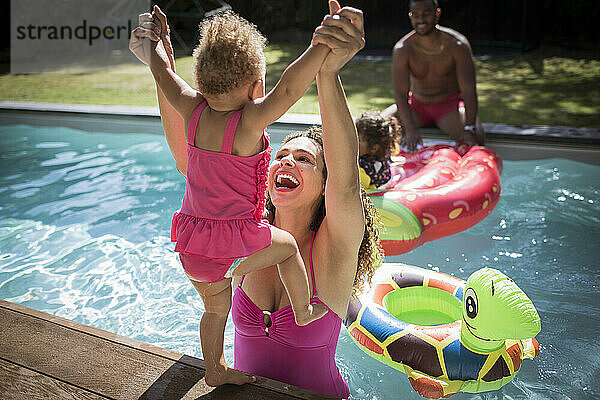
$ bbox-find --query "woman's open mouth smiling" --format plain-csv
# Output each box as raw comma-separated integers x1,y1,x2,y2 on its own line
275,173,300,190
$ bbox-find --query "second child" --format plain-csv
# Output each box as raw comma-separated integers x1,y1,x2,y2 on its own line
356,111,402,188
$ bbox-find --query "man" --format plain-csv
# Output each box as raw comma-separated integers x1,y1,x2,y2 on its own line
382,0,484,151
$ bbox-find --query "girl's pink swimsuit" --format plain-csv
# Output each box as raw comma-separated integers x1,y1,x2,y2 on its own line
171,100,272,282
232,232,350,399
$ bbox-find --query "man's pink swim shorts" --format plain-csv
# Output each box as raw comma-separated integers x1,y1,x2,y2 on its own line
409,92,464,127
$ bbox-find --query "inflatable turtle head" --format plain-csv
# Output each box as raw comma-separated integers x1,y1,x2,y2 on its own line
460,267,541,352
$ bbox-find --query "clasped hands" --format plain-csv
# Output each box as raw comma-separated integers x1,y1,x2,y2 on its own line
129,5,174,69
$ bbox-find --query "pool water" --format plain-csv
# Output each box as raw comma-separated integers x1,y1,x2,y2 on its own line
1,122,599,399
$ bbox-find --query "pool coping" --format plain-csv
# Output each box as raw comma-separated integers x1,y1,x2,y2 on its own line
2,101,599,143
0,101,322,130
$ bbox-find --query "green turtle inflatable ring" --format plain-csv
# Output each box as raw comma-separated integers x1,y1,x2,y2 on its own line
345,263,541,398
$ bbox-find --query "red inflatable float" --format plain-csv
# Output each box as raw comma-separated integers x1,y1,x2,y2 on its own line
365,144,502,256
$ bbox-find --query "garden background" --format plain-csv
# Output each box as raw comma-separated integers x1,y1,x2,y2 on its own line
1,0,598,128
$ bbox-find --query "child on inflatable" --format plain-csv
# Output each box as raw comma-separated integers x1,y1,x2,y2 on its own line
356,111,403,189
133,6,330,386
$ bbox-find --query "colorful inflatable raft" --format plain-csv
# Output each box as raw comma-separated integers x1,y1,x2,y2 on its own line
364,144,502,256
345,264,540,399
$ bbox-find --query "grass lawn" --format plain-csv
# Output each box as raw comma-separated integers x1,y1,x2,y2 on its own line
1,43,599,128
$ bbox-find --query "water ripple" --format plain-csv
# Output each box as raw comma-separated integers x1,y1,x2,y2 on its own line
0,218,205,357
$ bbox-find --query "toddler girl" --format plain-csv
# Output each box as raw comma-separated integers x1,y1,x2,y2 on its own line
136,5,330,386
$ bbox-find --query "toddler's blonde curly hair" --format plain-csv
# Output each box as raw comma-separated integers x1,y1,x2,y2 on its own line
192,11,267,95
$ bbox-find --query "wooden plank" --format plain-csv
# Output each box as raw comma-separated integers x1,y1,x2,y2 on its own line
0,304,207,399
0,358,107,400
0,300,335,399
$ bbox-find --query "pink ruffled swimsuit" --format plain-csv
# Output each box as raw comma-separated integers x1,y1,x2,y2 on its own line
171,100,272,282
232,232,350,399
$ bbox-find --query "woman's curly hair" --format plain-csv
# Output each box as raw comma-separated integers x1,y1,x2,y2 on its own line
265,126,384,294
192,10,267,95
356,111,403,159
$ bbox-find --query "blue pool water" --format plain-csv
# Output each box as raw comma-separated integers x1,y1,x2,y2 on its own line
1,121,599,399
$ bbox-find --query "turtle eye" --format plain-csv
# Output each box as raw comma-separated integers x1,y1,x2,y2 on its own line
465,288,478,319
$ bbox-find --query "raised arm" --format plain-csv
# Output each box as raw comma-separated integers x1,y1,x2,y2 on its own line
154,11,187,176
453,39,478,132
139,7,202,127
243,42,330,131
392,42,422,152
130,7,189,176
157,81,188,176
312,4,366,250
148,45,201,124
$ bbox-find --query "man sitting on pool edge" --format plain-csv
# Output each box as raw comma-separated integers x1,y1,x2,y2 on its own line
382,0,485,152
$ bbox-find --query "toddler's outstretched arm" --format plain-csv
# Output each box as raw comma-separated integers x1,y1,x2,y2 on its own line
130,11,187,176
242,2,345,130
136,6,203,123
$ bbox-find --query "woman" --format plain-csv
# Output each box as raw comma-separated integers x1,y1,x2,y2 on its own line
131,2,381,397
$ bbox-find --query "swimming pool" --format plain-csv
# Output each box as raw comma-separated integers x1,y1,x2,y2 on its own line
1,114,598,399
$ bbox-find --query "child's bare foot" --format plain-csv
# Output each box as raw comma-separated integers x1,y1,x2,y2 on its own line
294,303,328,326
205,366,256,387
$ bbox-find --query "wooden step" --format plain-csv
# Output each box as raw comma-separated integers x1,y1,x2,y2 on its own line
0,299,336,399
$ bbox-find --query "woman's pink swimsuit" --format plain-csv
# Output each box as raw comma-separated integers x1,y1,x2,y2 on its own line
171,100,272,283
232,232,350,399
